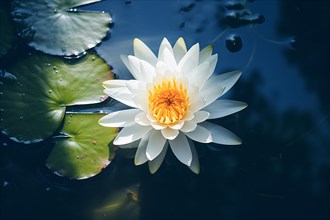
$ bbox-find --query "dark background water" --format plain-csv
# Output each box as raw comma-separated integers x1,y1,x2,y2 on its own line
1,0,330,219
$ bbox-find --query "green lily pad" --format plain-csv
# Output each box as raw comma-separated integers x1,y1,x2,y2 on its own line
11,0,112,56
46,113,118,179
0,52,112,143
0,3,14,58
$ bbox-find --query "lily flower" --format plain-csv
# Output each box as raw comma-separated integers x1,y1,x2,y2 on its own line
99,37,247,174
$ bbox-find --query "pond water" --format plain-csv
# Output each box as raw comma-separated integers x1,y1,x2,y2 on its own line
1,0,330,219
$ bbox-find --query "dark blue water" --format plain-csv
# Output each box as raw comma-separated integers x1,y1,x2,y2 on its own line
1,0,330,219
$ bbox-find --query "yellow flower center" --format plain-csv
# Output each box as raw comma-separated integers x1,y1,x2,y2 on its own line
148,79,190,125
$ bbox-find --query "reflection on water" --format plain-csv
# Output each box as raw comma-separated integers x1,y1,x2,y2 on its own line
1,0,329,219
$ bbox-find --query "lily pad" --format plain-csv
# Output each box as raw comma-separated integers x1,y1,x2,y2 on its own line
46,113,118,179
0,3,14,58
11,0,112,56
0,52,113,143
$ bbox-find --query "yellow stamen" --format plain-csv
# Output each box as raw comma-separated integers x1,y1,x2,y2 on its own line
148,78,190,125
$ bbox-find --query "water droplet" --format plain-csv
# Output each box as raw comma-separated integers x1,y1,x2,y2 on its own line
0,92,3,96
48,90,52,93
63,51,87,60
53,9,57,13
55,70,59,73
19,116,24,120
21,93,26,96
225,34,243,52
0,119,3,123
59,77,63,81
53,66,57,70
92,56,95,61
0,109,4,112
47,63,51,67
68,8,77,12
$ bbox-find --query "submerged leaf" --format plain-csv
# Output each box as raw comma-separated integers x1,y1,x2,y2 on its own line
0,52,113,143
11,0,112,56
46,113,118,179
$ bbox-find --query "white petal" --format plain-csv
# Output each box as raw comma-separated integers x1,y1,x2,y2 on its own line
168,121,184,129
158,38,174,61
133,38,157,66
155,60,173,76
184,125,212,143
199,54,218,87
160,47,177,71
134,131,151,165
169,132,192,166
120,55,133,75
161,127,179,140
189,62,210,86
190,96,206,113
203,100,248,119
140,60,155,83
102,80,127,89
203,70,242,96
99,109,141,127
148,142,168,174
180,120,197,132
173,37,187,63
150,121,167,130
133,92,149,112
119,139,140,149
201,121,242,145
199,45,213,64
193,111,210,123
188,83,199,98
104,87,137,108
199,85,225,107
128,55,143,80
126,80,145,93
177,43,200,75
135,112,151,126
114,123,152,145
146,130,167,160
187,139,200,174
184,111,194,121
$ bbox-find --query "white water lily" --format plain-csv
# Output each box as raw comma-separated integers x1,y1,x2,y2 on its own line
99,37,247,174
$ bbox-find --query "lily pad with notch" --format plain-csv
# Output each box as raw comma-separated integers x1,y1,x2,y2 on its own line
46,113,118,179
0,52,113,143
11,0,112,56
